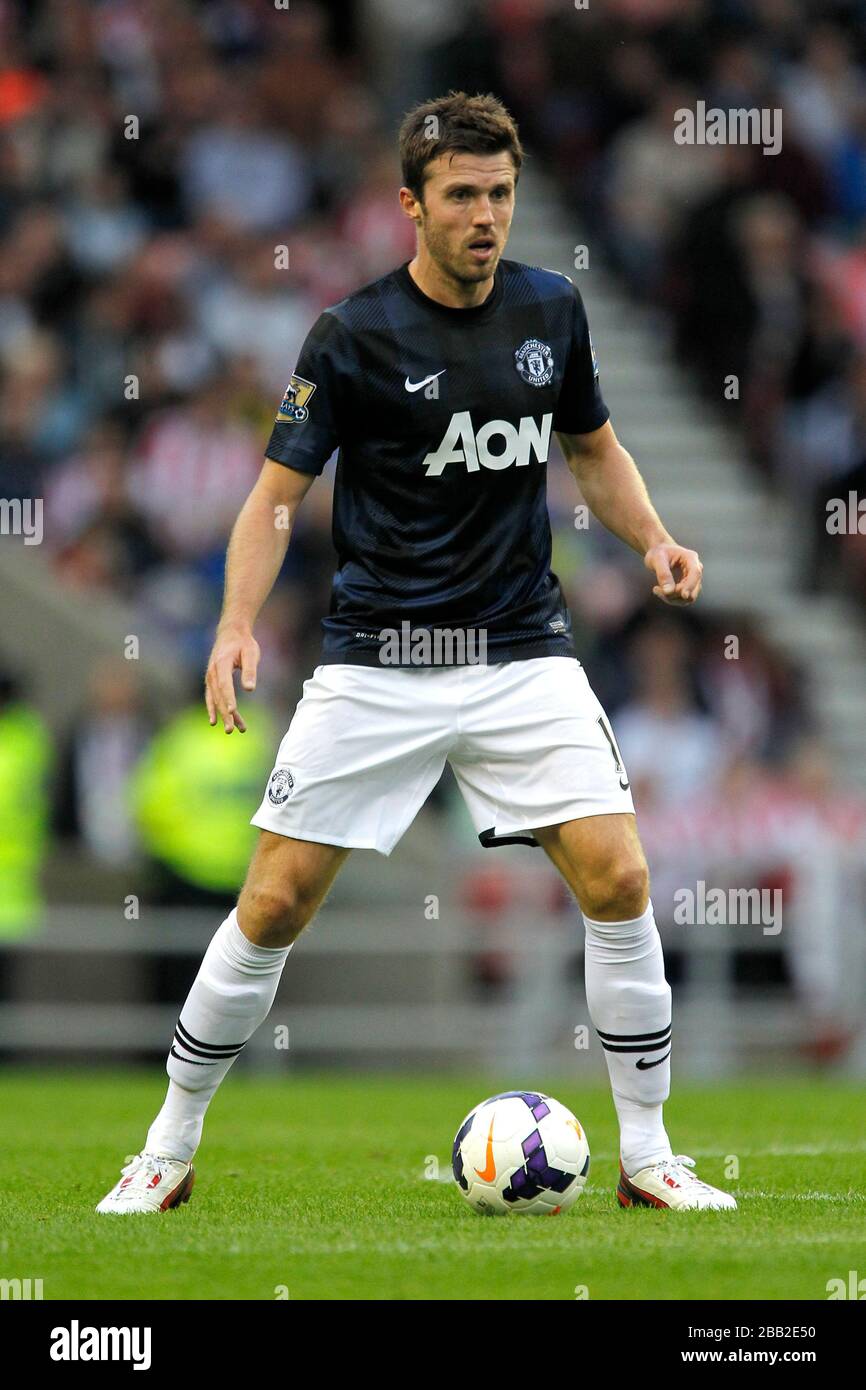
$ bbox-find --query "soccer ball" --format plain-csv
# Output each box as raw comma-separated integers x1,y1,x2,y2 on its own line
452,1090,590,1215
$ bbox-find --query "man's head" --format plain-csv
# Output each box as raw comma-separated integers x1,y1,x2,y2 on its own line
398,91,523,289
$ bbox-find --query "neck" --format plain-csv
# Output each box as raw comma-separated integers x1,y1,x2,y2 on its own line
407,247,495,309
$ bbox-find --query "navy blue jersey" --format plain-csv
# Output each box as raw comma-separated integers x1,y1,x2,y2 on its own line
265,258,609,665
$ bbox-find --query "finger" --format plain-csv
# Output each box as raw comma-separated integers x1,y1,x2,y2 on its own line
680,571,702,601
205,680,217,726
232,709,247,734
206,664,230,728
675,554,703,601
240,640,258,691
653,584,687,606
215,662,238,733
652,552,676,596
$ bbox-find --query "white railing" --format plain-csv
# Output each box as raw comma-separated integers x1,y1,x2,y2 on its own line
3,898,862,1076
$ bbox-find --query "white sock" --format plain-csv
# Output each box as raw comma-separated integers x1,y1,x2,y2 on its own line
145,908,291,1162
582,900,673,1175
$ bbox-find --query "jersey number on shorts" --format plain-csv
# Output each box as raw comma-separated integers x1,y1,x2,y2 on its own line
597,715,630,791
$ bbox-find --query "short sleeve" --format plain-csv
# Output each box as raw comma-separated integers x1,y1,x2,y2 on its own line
552,281,610,435
265,310,348,475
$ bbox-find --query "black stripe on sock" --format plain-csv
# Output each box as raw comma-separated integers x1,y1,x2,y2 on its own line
169,1045,217,1067
172,1032,245,1061
596,1024,672,1043
175,1019,246,1058
599,1035,672,1054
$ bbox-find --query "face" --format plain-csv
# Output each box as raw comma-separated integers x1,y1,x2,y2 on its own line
402,151,517,286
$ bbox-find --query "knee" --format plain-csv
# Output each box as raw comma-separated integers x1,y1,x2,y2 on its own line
581,856,650,922
237,880,319,947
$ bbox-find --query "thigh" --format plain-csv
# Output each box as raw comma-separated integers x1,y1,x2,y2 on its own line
238,829,349,945
239,827,349,913
532,813,648,908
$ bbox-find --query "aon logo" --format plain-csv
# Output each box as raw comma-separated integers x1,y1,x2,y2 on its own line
422,411,552,477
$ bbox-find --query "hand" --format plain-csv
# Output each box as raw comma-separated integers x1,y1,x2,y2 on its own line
205,624,260,733
644,542,703,605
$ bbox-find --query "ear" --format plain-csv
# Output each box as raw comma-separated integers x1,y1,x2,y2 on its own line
399,194,421,227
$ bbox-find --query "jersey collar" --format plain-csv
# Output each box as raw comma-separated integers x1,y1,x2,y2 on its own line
394,260,504,322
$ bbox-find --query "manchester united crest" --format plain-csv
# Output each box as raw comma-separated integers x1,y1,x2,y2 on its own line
267,767,295,805
514,338,554,387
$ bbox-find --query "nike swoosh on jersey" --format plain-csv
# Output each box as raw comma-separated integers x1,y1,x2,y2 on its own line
404,370,446,392
636,1050,671,1070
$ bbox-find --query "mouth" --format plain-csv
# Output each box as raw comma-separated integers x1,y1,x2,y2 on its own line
467,238,496,261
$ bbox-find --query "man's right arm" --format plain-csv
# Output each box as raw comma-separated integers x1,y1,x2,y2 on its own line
205,460,315,734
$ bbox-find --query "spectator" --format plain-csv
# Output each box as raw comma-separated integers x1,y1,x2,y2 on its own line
696,616,811,762
128,374,262,561
54,660,151,867
0,673,52,938
613,620,729,808
179,83,311,233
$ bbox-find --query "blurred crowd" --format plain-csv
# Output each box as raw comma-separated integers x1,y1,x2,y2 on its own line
384,0,866,598
4,0,862,688
0,0,408,684
481,0,866,604
1,0,865,1044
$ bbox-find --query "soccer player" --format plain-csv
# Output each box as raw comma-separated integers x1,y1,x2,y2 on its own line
97,92,735,1214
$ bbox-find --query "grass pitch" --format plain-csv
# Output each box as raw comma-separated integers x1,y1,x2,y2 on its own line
1,1070,864,1301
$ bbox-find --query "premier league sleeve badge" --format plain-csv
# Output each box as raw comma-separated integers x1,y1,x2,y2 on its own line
275,375,317,424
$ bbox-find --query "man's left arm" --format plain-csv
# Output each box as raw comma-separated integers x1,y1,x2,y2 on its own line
556,420,703,605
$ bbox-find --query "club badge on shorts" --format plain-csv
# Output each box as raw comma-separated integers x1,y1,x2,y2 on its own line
267,768,295,805
275,375,316,424
514,338,554,387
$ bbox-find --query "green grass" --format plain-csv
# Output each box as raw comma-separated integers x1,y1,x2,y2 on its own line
1,1070,864,1300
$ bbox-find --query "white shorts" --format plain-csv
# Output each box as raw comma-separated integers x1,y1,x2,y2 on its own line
251,657,634,855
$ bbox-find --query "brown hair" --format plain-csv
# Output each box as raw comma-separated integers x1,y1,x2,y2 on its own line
398,91,524,200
